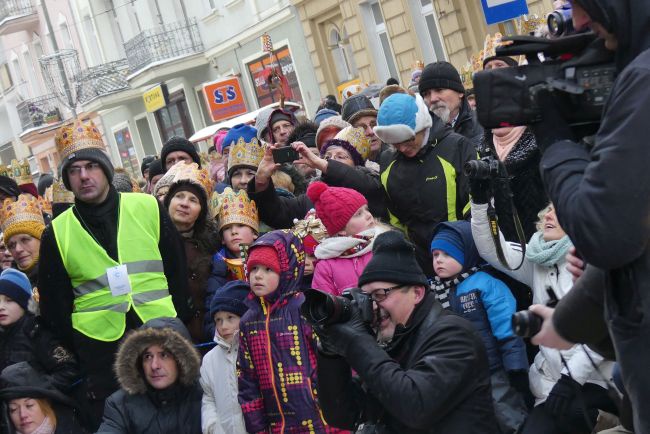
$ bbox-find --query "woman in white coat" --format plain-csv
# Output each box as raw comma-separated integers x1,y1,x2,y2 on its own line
471,201,615,434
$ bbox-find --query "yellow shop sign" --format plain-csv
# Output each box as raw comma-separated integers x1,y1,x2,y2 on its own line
143,84,168,112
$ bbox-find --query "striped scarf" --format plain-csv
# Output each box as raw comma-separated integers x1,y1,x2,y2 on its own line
429,267,480,308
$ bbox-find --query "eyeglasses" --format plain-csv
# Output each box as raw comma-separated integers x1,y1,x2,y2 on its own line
68,162,101,177
324,152,352,162
364,284,405,302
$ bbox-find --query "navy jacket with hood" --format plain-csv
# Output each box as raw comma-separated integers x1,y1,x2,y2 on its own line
432,221,528,373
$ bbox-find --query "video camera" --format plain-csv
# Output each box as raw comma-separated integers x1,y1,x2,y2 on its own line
473,32,616,129
301,287,374,327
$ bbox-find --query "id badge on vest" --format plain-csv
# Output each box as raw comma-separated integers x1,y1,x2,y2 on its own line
107,264,132,296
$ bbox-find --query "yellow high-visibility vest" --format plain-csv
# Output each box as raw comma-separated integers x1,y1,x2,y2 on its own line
52,193,176,342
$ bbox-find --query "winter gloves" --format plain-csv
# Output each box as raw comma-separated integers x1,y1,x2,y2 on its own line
545,374,581,417
312,301,374,358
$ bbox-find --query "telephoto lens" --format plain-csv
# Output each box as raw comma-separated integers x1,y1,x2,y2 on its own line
511,310,543,337
301,288,352,326
547,8,574,37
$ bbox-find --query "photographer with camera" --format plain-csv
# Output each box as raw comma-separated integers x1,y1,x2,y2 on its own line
470,198,615,433
309,230,498,433
524,1,650,431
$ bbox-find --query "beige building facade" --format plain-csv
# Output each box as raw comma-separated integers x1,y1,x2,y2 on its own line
292,0,549,98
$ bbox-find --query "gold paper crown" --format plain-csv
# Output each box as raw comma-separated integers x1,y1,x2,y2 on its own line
51,179,75,204
291,209,328,244
227,136,264,173
334,126,371,161
214,187,259,233
10,159,32,185
412,60,424,71
516,14,547,36
0,194,45,241
460,62,474,90
170,162,214,199
38,195,52,216
54,117,105,161
0,165,9,178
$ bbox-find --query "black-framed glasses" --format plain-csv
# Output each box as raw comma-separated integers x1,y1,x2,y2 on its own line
364,284,405,302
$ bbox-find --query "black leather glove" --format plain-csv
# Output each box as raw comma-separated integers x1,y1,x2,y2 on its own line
312,301,372,358
530,89,574,152
545,374,580,417
469,177,492,204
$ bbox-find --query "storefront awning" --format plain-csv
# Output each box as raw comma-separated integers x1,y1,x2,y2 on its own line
189,101,302,143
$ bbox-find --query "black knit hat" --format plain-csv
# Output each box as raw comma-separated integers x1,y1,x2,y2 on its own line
482,55,519,69
147,159,164,180
209,280,250,319
358,231,429,287
0,176,20,199
61,148,114,190
161,137,201,170
418,61,465,95
163,181,208,230
141,155,157,177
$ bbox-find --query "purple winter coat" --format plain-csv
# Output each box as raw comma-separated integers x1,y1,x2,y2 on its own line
311,252,373,296
237,230,344,434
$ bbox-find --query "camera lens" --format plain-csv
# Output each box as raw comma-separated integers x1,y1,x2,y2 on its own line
547,12,563,36
511,310,543,338
301,288,352,326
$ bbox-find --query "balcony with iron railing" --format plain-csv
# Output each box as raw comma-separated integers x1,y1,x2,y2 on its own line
124,18,204,76
76,59,130,104
0,0,38,35
16,94,64,133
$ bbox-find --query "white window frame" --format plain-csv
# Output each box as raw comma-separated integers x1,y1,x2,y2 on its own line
328,25,358,84
58,14,74,50
409,0,447,63
361,1,399,83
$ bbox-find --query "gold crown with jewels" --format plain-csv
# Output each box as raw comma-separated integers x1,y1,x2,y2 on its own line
213,187,259,233
227,136,264,173
0,194,45,241
54,118,106,161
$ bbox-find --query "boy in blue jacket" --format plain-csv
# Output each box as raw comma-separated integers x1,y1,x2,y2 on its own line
430,220,529,434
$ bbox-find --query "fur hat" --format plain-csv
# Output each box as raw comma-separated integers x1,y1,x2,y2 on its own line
315,116,350,150
306,181,367,235
161,137,201,170
379,84,408,106
418,61,465,95
374,93,433,145
287,121,318,149
114,317,200,395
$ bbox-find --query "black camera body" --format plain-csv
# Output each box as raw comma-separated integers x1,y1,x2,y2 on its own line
474,32,616,129
301,287,374,327
512,288,559,338
464,155,503,181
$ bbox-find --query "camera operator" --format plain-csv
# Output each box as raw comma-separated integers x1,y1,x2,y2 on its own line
312,230,499,433
528,1,650,431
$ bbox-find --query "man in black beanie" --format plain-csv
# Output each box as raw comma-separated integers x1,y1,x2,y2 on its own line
313,230,498,433
161,136,201,171
419,61,483,148
0,176,20,202
37,118,192,429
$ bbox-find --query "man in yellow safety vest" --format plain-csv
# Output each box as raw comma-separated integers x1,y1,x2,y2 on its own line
37,118,193,428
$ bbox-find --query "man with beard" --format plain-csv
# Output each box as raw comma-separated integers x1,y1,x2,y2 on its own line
419,61,483,149
312,230,498,433
527,0,650,431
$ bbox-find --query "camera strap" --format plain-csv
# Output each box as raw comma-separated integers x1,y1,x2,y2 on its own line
486,200,527,271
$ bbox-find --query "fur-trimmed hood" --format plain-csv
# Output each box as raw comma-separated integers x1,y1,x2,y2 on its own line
114,318,201,395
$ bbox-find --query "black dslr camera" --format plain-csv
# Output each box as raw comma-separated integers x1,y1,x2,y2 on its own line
301,287,374,327
473,32,616,129
512,288,559,337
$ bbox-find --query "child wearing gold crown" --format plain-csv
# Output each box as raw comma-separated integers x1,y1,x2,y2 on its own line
205,187,259,338
0,194,46,286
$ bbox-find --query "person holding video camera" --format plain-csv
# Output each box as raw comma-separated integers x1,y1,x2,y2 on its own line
311,230,498,433
527,1,650,431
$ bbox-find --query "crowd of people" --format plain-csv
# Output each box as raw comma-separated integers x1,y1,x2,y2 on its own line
0,0,646,433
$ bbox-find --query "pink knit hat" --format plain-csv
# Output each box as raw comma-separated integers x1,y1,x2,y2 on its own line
306,181,367,235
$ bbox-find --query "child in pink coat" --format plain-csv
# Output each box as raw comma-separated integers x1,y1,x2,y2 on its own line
307,181,388,296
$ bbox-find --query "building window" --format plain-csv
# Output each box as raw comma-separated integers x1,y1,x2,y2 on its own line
419,0,446,61
329,26,357,84
369,2,399,80
113,126,140,178
82,15,103,66
0,64,13,91
59,21,74,49
0,143,16,165
246,46,304,108
23,49,40,96
154,90,195,143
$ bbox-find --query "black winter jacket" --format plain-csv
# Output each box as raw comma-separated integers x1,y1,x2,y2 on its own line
0,314,80,393
380,116,476,276
317,293,498,433
453,99,483,150
539,2,650,430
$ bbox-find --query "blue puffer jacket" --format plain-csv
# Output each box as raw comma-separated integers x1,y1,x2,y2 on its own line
449,271,528,373
433,221,527,374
